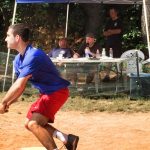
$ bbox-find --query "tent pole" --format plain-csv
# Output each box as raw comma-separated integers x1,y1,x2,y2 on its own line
143,0,150,58
65,3,70,38
2,1,17,92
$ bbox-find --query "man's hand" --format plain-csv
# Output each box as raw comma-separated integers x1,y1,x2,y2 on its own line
73,53,79,58
57,61,64,66
0,103,8,114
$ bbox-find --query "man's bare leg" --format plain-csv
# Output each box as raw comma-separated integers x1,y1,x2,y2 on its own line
44,124,79,150
25,113,57,150
45,124,68,144
25,113,79,150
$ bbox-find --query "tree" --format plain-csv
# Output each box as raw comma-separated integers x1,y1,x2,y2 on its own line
81,4,102,34
141,0,150,57
141,0,150,43
0,1,15,51
0,2,147,53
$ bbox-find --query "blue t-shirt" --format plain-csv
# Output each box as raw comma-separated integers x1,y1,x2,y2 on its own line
13,44,70,94
48,48,72,58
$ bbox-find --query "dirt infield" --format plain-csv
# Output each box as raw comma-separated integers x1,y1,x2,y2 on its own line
0,101,150,150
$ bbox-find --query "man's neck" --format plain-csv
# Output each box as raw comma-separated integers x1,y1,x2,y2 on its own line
18,42,29,55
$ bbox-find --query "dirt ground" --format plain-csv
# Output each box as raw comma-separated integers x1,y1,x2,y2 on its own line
0,101,150,150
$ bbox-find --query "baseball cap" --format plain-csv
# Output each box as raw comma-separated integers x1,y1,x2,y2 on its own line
85,33,96,38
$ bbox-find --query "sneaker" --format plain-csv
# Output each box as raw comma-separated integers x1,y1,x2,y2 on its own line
65,134,79,150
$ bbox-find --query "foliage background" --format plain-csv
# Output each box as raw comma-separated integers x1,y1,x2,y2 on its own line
0,1,148,56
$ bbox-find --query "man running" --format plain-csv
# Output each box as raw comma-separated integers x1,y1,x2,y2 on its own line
0,23,79,150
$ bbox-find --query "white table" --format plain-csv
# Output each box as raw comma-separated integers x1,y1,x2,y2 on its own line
51,57,127,93
51,57,127,63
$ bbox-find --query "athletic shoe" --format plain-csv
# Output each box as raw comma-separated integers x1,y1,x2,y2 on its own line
65,134,79,150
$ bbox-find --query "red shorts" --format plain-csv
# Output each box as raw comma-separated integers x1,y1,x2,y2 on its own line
26,88,69,123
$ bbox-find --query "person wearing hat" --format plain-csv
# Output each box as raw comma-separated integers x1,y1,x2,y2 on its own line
73,33,102,58
73,33,102,84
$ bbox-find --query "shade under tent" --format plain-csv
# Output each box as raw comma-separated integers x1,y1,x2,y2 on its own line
2,0,150,91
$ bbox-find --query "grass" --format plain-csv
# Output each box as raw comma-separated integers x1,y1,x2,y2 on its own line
1,89,150,113
60,96,150,113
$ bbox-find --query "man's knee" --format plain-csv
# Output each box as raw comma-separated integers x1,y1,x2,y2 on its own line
26,120,38,131
25,119,30,130
25,122,29,130
25,113,49,130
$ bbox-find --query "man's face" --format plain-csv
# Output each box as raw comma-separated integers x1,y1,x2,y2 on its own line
58,39,67,48
109,9,117,19
86,37,95,45
5,28,18,49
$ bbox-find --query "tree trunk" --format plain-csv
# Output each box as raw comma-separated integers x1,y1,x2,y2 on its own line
141,0,150,43
81,4,103,35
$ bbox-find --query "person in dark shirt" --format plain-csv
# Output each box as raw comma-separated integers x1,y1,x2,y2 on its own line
103,7,123,58
73,33,102,84
73,33,102,58
103,8,123,81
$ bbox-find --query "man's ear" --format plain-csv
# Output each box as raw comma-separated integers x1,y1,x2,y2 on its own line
15,34,20,42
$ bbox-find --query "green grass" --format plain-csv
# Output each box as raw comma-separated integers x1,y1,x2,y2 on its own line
1,90,150,113
61,96,150,113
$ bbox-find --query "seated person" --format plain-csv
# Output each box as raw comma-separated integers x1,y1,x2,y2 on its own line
73,33,102,84
48,38,73,58
73,33,102,58
48,38,75,84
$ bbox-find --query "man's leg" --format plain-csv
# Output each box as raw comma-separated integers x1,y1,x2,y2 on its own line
44,124,79,150
102,63,111,82
25,113,58,150
25,114,79,150
44,124,68,144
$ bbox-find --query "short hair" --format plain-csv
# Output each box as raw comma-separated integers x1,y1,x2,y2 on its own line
9,23,30,42
59,38,68,48
109,7,118,14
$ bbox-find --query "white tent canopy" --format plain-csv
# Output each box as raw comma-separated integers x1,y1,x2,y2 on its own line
2,0,150,91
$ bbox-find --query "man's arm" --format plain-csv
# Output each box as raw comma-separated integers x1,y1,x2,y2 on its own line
108,29,121,35
103,29,121,37
0,74,31,113
73,42,86,58
103,18,122,37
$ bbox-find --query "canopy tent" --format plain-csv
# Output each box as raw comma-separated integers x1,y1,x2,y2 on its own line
16,0,143,4
2,0,150,91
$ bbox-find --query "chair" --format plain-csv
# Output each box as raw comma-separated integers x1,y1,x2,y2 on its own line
120,49,145,97
120,49,145,74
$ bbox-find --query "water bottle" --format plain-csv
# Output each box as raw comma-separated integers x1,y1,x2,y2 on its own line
85,47,90,58
102,48,106,57
96,49,100,58
58,50,65,59
109,48,113,58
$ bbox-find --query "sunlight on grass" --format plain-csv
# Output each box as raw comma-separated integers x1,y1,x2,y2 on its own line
1,92,150,113
62,96,150,113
